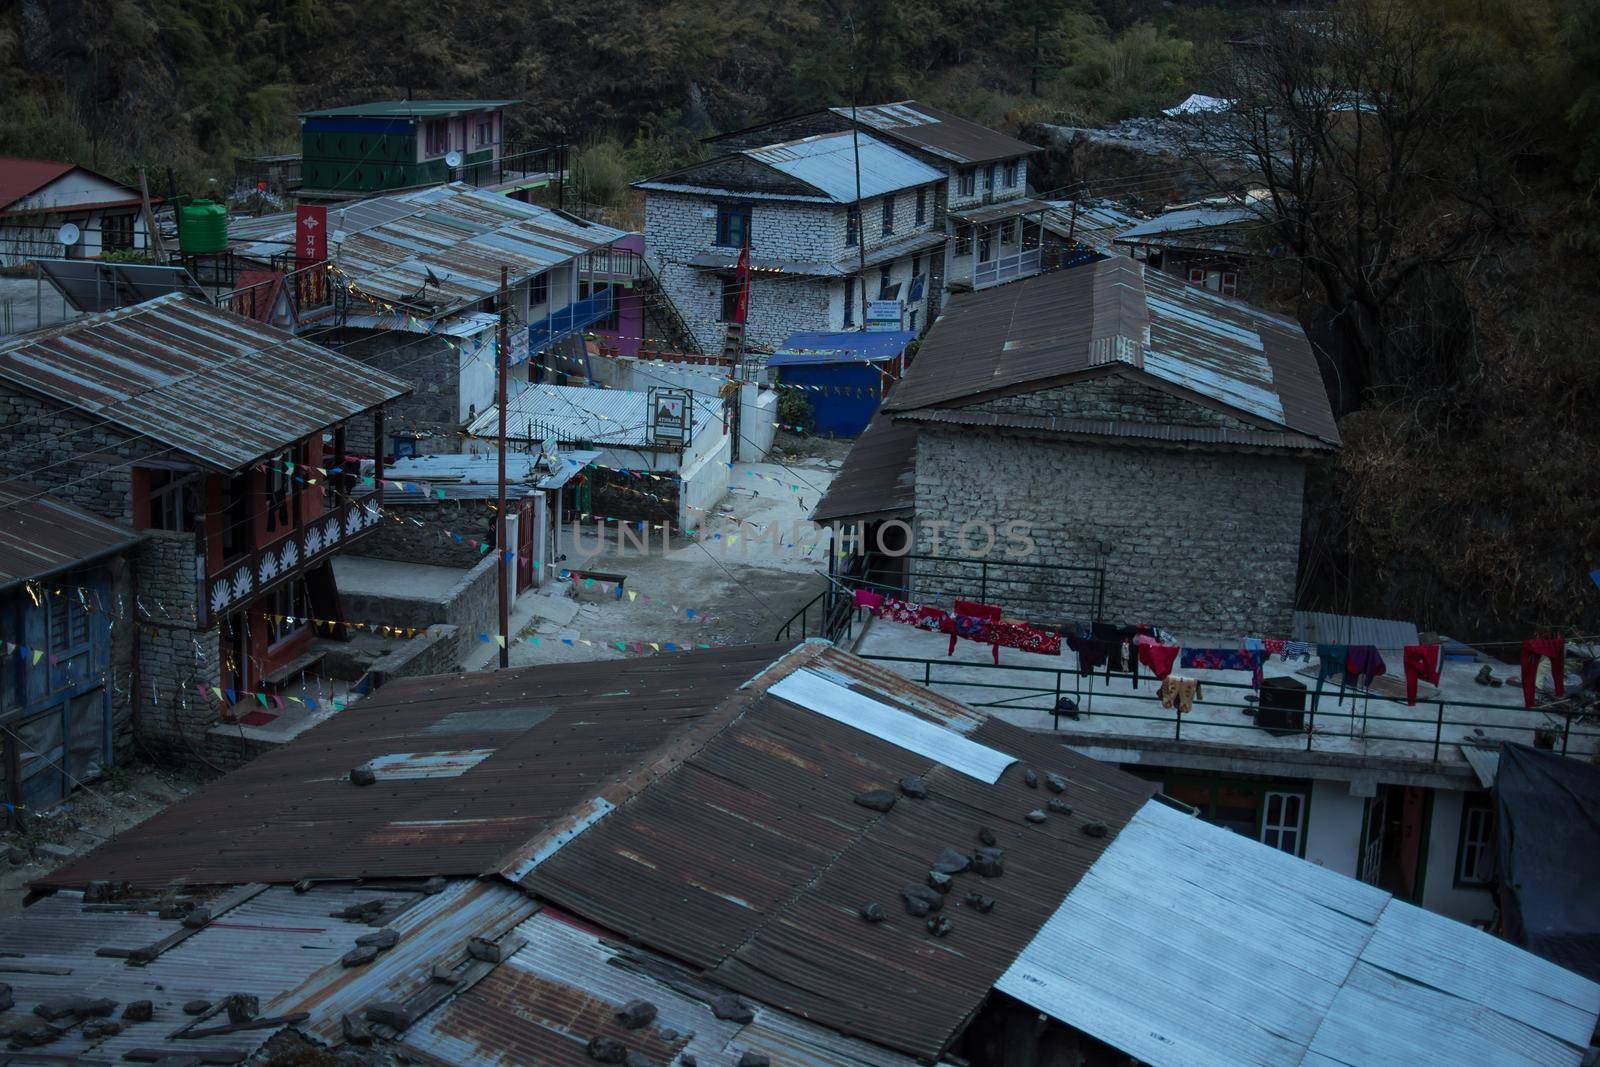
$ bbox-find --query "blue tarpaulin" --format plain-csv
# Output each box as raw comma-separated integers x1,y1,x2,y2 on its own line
769,331,916,437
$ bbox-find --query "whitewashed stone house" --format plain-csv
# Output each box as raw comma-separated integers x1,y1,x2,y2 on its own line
701,101,1048,318
638,131,948,352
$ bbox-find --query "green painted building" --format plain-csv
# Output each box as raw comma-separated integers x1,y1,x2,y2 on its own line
298,99,519,198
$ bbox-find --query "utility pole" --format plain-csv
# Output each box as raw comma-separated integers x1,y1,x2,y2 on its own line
496,265,511,668
848,16,868,333
138,168,166,261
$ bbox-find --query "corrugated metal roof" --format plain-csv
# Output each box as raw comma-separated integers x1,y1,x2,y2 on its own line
948,197,1052,225
1115,202,1265,252
38,644,793,890
769,667,1016,781
809,412,917,522
0,293,412,472
468,384,724,449
300,99,518,119
403,909,919,1066
883,256,1340,450
382,449,600,501
1040,199,1145,252
229,184,624,315
996,800,1600,1067
770,330,916,367
743,132,944,204
524,646,1155,1061
893,407,1333,453
0,156,78,211
833,101,1039,164
0,481,142,589
1292,609,1420,650
0,883,417,1062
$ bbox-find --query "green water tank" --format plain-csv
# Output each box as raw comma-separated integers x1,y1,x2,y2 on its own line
178,200,228,254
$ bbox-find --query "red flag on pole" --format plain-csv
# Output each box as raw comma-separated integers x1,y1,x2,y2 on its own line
733,240,751,324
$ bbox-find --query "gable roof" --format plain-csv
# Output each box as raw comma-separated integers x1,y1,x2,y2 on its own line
637,133,942,205
0,157,75,211
810,411,918,523
998,800,1600,1067
883,256,1340,450
831,100,1039,164
0,482,142,590
0,293,412,472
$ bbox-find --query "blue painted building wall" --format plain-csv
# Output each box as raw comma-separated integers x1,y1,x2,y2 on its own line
774,362,886,437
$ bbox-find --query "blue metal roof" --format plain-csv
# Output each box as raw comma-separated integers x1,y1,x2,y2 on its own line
744,133,943,203
768,330,916,367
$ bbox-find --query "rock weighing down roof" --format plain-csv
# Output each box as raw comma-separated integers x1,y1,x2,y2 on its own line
0,293,412,472
884,255,1341,451
26,642,1600,1067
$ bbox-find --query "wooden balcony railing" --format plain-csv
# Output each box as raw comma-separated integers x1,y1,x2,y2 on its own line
205,493,380,623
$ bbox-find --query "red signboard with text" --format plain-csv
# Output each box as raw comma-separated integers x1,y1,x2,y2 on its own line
295,204,328,265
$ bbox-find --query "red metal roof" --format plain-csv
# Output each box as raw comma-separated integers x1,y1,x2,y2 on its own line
0,157,76,212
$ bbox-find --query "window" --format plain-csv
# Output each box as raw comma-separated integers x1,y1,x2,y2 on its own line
843,276,854,327
881,196,894,236
101,213,136,252
425,119,449,157
1187,266,1239,298
985,163,997,191
977,225,993,263
715,203,751,249
958,169,975,197
911,254,921,279
719,277,746,322
46,588,91,663
908,309,917,332
1260,791,1305,854
145,469,198,532
475,118,493,147
1004,160,1019,188
954,225,972,257
530,271,549,306
265,448,293,533
999,219,1015,245
915,187,926,226
878,264,892,299
267,579,308,646
1456,795,1495,885
846,205,860,247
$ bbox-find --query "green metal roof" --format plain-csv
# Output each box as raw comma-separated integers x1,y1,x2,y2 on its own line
299,99,520,119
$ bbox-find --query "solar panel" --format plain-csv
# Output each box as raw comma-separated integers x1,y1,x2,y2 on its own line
34,259,208,313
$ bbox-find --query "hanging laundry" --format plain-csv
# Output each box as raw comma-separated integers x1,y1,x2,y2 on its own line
1066,635,1112,678
1158,676,1203,714
914,605,949,632
1281,640,1314,662
1344,646,1387,689
953,600,1003,622
1312,644,1350,713
1263,637,1287,657
1135,635,1180,680
941,614,994,656
875,599,922,626
1179,648,1264,688
1520,638,1566,709
852,588,884,611
993,622,1061,659
1402,644,1443,706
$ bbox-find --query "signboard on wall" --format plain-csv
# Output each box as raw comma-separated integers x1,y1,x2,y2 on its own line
650,387,693,446
295,205,328,264
865,299,904,332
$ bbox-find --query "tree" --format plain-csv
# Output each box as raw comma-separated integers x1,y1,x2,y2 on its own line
1180,1,1519,397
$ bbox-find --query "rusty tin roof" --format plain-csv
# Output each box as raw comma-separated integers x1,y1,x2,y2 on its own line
0,293,412,472
832,101,1039,164
810,412,919,523
0,481,142,589
883,257,1340,451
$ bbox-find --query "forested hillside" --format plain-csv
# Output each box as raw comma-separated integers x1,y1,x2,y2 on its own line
2,0,1597,638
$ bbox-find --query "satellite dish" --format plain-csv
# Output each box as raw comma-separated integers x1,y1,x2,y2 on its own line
57,222,81,247
444,150,463,169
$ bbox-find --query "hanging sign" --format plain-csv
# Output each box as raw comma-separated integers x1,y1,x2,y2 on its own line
296,204,328,264
866,299,903,332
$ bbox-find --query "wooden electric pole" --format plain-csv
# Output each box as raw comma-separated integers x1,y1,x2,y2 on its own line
496,265,511,668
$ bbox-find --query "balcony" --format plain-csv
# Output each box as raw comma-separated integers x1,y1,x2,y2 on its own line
528,285,614,351
206,493,381,622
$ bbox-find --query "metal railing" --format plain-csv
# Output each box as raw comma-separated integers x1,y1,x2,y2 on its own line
856,652,1600,764
775,585,856,644
895,553,1106,624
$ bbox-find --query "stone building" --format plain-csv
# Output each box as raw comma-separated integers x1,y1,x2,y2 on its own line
0,293,410,767
637,130,948,352
693,101,1050,326
822,255,1341,637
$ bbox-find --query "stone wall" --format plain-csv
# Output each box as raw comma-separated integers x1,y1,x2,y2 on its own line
337,553,498,667
330,328,463,451
0,387,152,524
971,374,1260,432
368,624,462,686
910,425,1307,636
130,530,223,760
349,501,492,569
